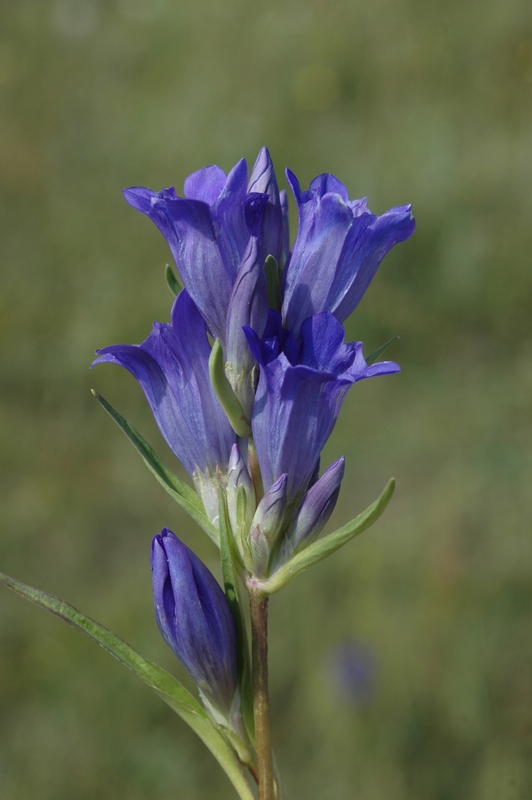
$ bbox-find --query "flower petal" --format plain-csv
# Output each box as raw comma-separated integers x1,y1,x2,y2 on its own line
93,291,236,478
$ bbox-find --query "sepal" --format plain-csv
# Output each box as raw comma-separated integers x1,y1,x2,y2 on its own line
264,255,281,312
208,338,252,438
165,263,182,297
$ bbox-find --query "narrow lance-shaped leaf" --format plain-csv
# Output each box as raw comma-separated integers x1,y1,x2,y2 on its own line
366,336,399,366
92,391,219,546
259,479,395,595
0,572,255,800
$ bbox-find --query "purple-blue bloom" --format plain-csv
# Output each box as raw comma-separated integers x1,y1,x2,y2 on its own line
282,170,415,335
151,528,238,716
244,311,399,507
123,148,285,346
92,290,236,522
97,150,414,579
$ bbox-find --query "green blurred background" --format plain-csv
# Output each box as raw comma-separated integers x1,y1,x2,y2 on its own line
1,0,531,798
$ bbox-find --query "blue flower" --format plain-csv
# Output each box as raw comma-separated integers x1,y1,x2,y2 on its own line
92,290,236,522
123,148,285,345
282,170,416,335
245,311,399,507
151,528,238,717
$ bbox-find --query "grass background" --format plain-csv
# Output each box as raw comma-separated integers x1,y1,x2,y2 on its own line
1,0,531,798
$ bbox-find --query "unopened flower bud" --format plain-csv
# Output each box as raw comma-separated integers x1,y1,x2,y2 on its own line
245,473,287,577
275,457,345,568
226,444,256,562
151,529,238,720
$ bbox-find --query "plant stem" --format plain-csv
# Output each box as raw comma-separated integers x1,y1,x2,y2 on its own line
250,591,274,800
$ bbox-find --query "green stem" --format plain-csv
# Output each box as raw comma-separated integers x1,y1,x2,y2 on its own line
250,591,274,800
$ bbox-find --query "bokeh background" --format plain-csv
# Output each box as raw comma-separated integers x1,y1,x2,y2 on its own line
1,0,531,798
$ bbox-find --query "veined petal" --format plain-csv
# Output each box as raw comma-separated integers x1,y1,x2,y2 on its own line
92,291,236,479
332,205,416,321
282,170,415,331
123,187,231,341
248,147,285,264
282,192,353,334
280,189,290,266
250,312,399,504
212,158,250,284
251,353,349,502
184,164,227,203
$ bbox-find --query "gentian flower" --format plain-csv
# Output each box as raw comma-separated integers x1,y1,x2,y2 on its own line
244,311,399,508
151,529,239,720
282,171,416,335
92,290,236,523
122,147,285,346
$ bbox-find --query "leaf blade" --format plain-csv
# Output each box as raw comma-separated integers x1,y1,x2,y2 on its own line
92,391,219,545
366,336,399,366
0,572,254,800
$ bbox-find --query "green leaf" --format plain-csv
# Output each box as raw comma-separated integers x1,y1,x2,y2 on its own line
366,336,399,365
208,339,252,438
92,391,219,546
261,479,395,594
165,264,182,297
0,572,255,800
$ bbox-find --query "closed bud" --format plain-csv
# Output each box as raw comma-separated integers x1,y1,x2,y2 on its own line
245,473,288,577
226,444,256,563
151,529,238,721
274,457,345,568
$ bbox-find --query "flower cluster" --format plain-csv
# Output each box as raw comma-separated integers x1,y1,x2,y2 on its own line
93,148,414,738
